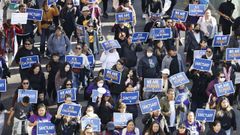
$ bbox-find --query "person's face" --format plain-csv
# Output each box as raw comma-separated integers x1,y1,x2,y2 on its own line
85,129,94,135
75,46,82,53
193,0,199,4
218,73,225,82
82,10,90,16
86,107,94,114
104,96,110,101
206,49,212,56
55,29,62,36
166,20,173,27
116,62,123,71
221,99,229,109
200,41,207,48
127,121,135,131
66,81,72,88
44,4,49,11
65,97,72,103
213,123,221,133
194,25,200,31
65,65,70,72
38,107,46,116
118,107,126,113
126,85,134,92
22,80,29,89
205,10,211,18
187,112,195,123
167,91,175,100
97,80,104,87
19,6,26,13
168,50,177,56
153,110,160,116
152,123,159,133
127,36,132,44
157,41,163,48
83,45,88,51
33,66,40,74
24,41,32,50
52,55,60,62
178,126,186,133
128,70,133,77
162,73,168,79
39,93,44,100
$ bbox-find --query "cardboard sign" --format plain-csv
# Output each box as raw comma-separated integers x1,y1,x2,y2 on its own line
194,50,206,59
143,78,162,92
76,24,85,37
235,72,240,84
18,89,38,103
26,8,43,21
193,58,212,72
92,90,98,103
101,40,121,52
120,91,139,105
65,55,83,68
189,4,206,16
37,121,56,135
151,28,172,40
226,48,240,61
0,79,7,92
214,81,235,97
103,69,122,84
113,113,133,126
47,0,57,5
57,88,77,103
20,55,39,69
11,13,28,24
132,32,149,43
171,9,188,22
87,55,95,67
60,104,81,117
196,109,216,122
175,93,187,104
115,12,133,24
212,35,230,47
169,72,190,88
139,97,161,114
81,118,101,132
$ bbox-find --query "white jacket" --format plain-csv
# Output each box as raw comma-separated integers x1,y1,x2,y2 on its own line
100,51,120,69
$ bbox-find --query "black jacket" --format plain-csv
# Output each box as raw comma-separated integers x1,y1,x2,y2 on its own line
137,55,159,78
206,129,226,135
15,47,40,65
120,41,137,68
27,72,46,92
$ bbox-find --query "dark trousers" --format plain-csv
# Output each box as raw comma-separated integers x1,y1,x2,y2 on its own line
16,34,30,47
142,0,146,13
102,0,108,13
40,29,50,55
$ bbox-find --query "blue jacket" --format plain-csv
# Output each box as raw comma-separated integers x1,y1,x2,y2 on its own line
47,34,71,56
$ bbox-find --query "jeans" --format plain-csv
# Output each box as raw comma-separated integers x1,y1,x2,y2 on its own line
40,28,50,55
72,69,86,89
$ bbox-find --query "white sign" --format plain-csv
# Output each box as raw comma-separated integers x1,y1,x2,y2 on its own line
11,13,28,24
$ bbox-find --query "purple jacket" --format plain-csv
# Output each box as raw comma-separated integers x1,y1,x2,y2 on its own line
205,79,219,97
86,82,109,95
28,113,52,135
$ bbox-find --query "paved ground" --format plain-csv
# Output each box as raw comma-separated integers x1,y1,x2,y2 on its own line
1,0,240,134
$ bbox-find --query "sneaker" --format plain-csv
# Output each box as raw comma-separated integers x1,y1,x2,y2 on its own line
102,12,108,18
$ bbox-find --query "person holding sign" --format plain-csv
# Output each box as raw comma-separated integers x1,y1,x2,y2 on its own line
14,39,40,80
215,97,237,135
71,44,90,90
184,112,205,135
38,0,59,57
7,96,32,135
100,48,120,69
55,62,72,91
28,104,53,135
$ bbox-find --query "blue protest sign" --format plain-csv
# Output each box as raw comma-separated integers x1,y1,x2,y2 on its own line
175,94,185,104
18,89,38,103
20,55,39,69
73,0,80,5
150,13,162,20
212,35,230,47
115,12,133,24
92,90,98,103
10,0,20,4
143,78,162,92
151,28,172,40
139,97,161,114
57,88,77,103
132,32,149,43
103,69,122,84
26,8,43,21
226,48,240,61
113,113,133,126
88,0,96,3
47,0,57,5
81,118,101,132
171,9,188,22
60,104,81,117
194,50,206,59
169,72,190,88
37,121,56,135
196,109,216,122
189,4,206,16
87,55,95,67
120,91,139,105
0,79,7,92
101,40,121,52
193,58,212,72
65,55,83,68
214,81,235,97
76,24,85,37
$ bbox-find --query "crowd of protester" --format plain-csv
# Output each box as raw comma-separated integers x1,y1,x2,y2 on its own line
0,0,239,134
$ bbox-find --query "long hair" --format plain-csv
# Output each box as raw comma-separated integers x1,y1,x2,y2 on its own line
59,62,72,78
29,63,42,75
216,97,233,117
146,121,165,135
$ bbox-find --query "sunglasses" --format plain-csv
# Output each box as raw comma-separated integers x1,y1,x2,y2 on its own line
206,50,212,53
23,82,29,85
66,83,72,86
25,43,31,45
220,76,225,78
67,3,73,5
75,47,81,50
